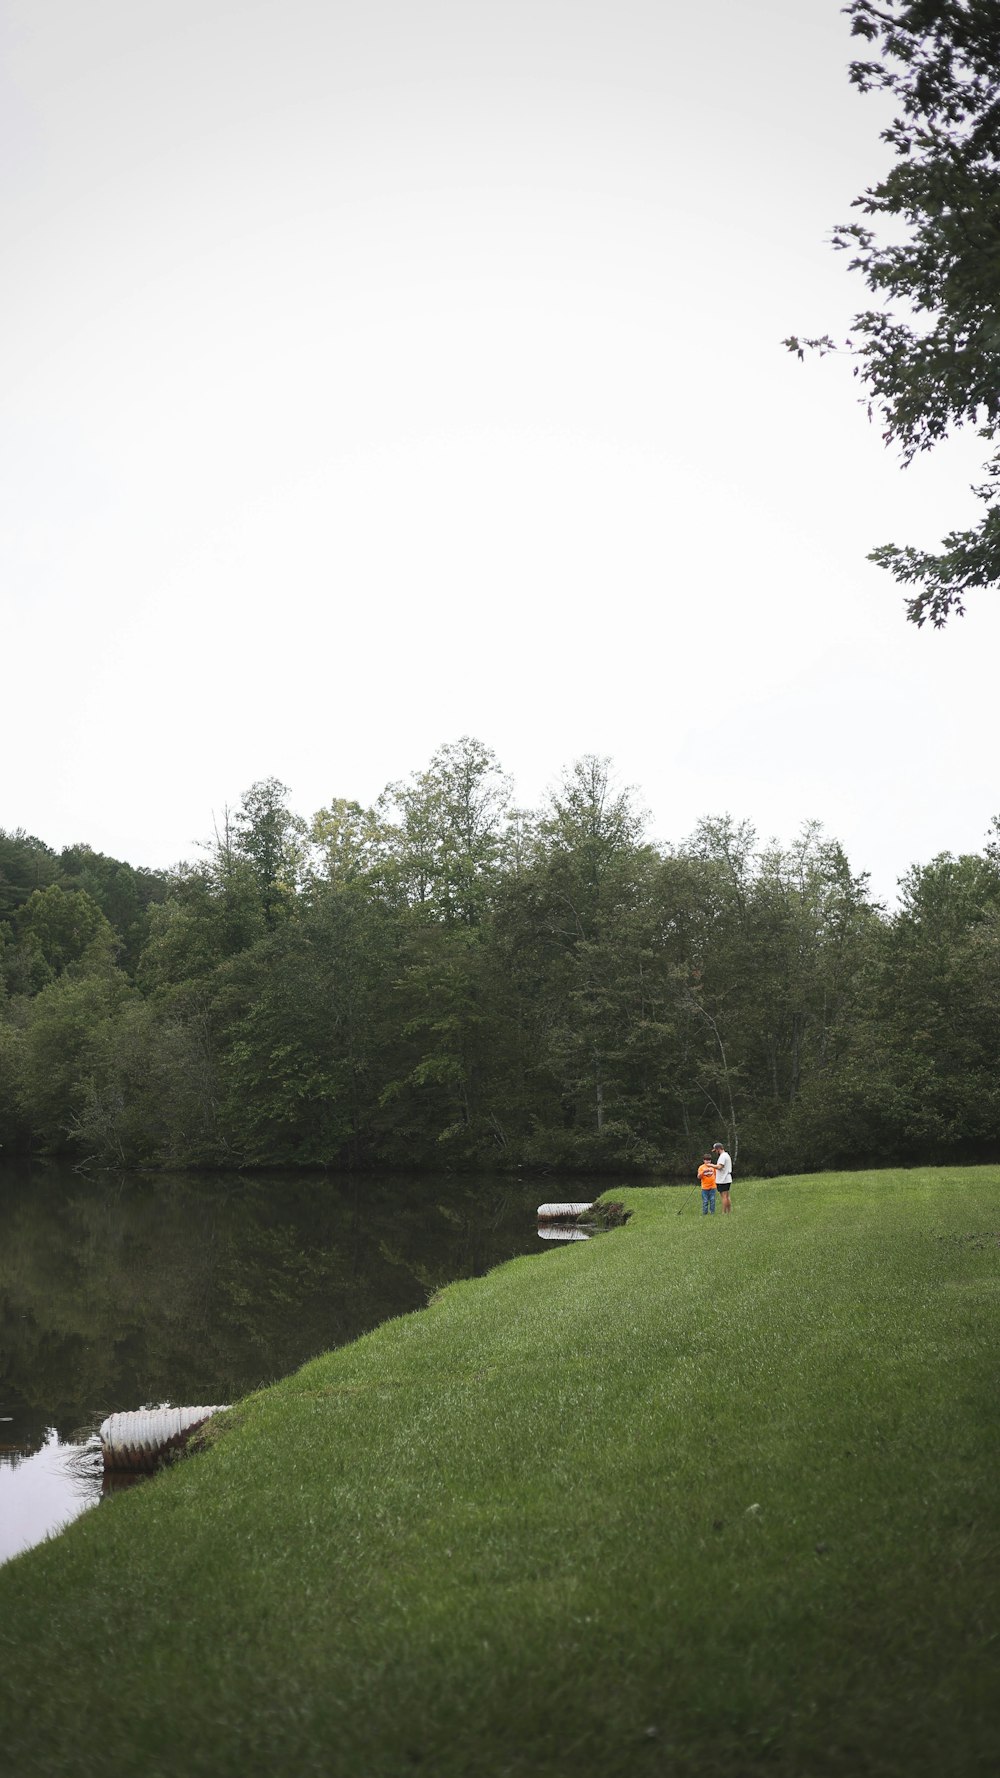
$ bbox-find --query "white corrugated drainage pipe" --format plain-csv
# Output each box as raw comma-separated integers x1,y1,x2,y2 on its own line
536,1202,594,1221
99,1405,229,1473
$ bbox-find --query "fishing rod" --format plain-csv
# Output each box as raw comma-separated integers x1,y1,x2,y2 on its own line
677,1177,699,1216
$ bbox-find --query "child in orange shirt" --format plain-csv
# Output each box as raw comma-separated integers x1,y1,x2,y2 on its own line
697,1154,717,1216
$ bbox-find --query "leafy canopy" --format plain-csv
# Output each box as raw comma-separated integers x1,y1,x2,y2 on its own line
786,0,1000,626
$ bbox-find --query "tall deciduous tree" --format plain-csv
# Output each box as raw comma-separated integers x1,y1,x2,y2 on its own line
16,886,115,979
786,0,1000,624
58,845,168,973
380,738,513,925
15,963,130,1152
220,887,396,1166
309,798,393,896
0,829,61,919
502,757,669,1163
230,778,307,927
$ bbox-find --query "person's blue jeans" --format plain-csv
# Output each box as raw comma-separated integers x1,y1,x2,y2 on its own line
701,1187,716,1215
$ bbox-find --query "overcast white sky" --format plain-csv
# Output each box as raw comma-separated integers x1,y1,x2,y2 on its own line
4,0,998,903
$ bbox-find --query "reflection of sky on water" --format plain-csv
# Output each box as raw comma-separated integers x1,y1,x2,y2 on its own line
0,1431,103,1565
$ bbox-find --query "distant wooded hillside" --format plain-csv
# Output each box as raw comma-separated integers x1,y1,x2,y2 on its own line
3,741,998,1175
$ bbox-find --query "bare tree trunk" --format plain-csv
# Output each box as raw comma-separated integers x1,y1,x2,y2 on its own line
686,996,739,1160
790,1013,805,1102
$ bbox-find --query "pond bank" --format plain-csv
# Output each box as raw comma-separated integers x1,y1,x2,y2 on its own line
1,1171,997,1777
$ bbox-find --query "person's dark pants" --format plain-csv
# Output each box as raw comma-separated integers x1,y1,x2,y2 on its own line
701,1187,716,1215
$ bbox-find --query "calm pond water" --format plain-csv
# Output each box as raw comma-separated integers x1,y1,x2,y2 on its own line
0,1161,600,1564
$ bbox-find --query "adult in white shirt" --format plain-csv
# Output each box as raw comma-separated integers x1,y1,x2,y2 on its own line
712,1143,733,1213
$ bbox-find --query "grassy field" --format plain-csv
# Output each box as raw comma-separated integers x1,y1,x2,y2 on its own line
1,1169,997,1777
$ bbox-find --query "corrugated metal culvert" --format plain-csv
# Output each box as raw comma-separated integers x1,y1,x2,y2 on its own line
99,1406,229,1473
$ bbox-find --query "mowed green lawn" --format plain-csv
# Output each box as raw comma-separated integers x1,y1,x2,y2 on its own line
1,1169,997,1778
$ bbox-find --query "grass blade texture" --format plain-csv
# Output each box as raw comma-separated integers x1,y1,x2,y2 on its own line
1,1168,997,1777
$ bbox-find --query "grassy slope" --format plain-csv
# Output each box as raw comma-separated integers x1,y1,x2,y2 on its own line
0,1170,997,1778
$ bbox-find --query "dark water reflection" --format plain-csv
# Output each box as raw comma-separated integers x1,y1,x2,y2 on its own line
0,1161,595,1562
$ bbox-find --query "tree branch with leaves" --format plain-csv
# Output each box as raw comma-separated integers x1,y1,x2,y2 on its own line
785,0,1000,626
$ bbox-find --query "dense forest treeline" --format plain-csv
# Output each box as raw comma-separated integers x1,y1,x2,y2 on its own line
2,740,999,1176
